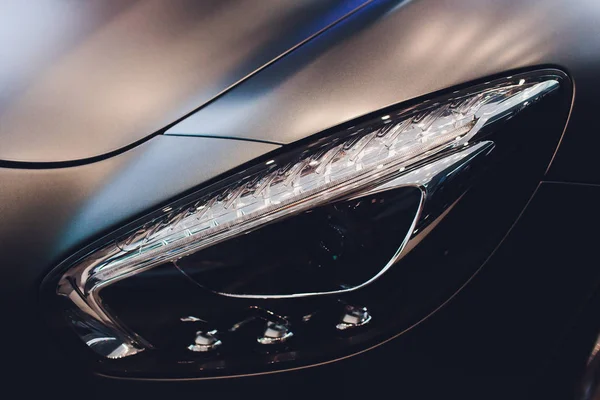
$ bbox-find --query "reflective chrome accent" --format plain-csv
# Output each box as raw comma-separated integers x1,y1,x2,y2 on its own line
257,322,294,345
188,330,222,352
336,306,372,331
180,316,205,322
58,262,150,358
302,313,316,323
224,140,495,300
85,337,137,360
579,333,600,400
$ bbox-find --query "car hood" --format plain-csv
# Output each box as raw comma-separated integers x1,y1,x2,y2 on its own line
0,0,367,163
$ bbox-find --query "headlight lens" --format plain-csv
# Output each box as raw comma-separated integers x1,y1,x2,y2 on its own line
53,72,561,364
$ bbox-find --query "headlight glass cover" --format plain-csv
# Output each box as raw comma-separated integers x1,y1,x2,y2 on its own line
55,73,560,360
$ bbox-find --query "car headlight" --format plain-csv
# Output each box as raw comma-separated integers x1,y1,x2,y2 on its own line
47,70,568,377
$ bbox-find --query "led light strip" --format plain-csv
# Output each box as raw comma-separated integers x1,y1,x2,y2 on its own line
85,79,559,287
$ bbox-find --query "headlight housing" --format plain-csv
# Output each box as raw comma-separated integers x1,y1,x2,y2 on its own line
46,70,569,377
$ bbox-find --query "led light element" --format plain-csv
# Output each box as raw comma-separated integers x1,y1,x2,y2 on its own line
55,74,560,359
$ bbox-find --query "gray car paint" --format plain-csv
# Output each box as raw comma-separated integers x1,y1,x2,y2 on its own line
168,0,597,147
0,0,366,163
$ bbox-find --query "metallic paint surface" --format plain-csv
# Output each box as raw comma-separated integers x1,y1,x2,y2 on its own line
167,0,598,183
0,0,365,163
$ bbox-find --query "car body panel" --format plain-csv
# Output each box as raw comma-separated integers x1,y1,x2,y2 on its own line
168,0,600,184
0,0,365,163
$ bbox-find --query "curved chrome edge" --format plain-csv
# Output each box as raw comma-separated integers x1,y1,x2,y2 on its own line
218,140,495,299
58,278,149,359
579,334,600,400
